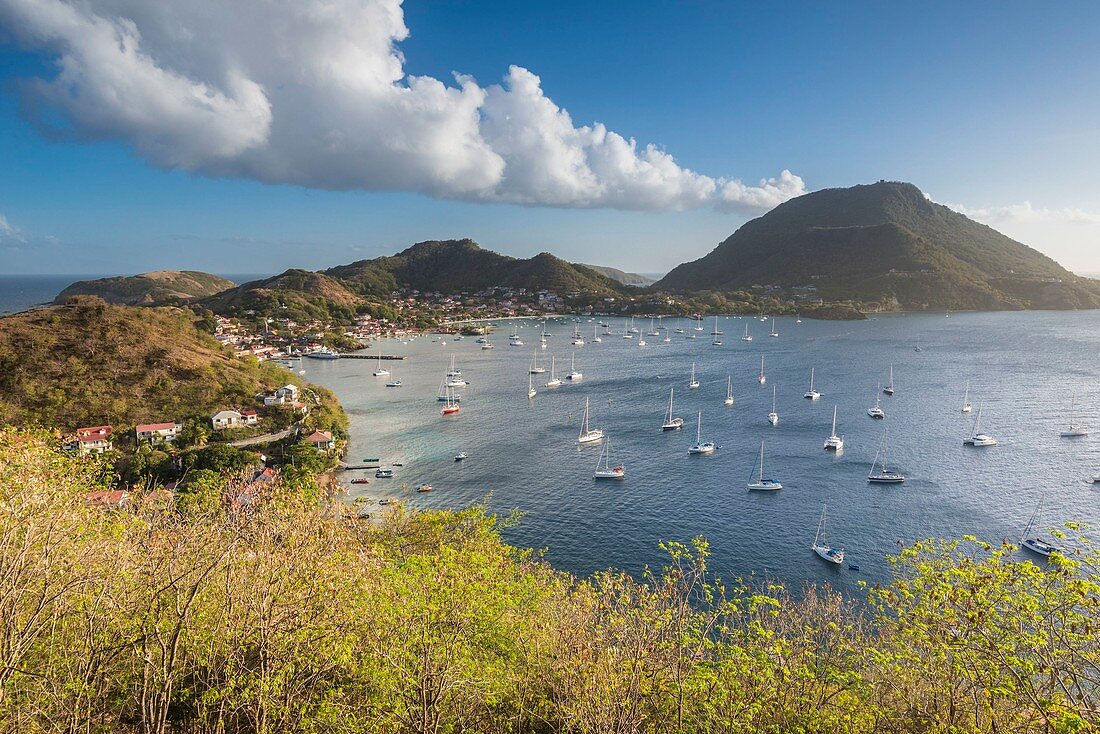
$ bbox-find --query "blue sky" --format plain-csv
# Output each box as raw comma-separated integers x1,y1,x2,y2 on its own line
1,0,1098,275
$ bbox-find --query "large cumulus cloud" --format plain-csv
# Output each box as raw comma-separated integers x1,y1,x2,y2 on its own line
0,0,806,212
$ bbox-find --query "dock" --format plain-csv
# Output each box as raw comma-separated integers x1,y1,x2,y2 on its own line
336,354,407,360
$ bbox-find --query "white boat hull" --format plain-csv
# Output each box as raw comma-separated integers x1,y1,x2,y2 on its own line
578,431,604,444
594,470,625,480
747,480,782,491
813,545,844,564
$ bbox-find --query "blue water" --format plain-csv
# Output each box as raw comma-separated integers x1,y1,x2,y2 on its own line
302,312,1100,591
0,274,269,314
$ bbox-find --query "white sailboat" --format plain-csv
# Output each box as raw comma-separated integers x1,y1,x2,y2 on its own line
711,316,723,346
545,355,562,388
436,375,461,402
758,355,766,385
688,412,716,455
867,386,885,419
571,325,585,346
868,428,905,482
693,317,704,332
647,318,660,337
593,437,625,479
628,316,640,334
372,353,391,377
440,384,461,415
747,440,781,490
740,323,753,342
963,401,997,446
527,373,537,399
812,505,844,564
724,376,734,406
663,328,671,343
823,405,844,451
577,397,604,444
446,354,461,377
565,352,583,381
662,387,684,431
962,381,972,413
883,365,895,395
1060,392,1088,437
768,385,779,426
796,314,802,323
1020,496,1058,556
529,352,546,374
769,318,779,338
509,326,524,346
592,324,602,343
688,362,700,390
803,367,821,400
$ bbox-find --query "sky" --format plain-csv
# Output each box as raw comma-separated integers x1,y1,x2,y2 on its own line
0,0,1098,276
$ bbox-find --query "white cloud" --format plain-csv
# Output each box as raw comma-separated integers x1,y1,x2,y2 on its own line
0,0,805,212
0,213,24,242
943,200,1100,226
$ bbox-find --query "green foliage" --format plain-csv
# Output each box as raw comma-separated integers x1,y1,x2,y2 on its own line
2,430,1100,733
54,270,235,305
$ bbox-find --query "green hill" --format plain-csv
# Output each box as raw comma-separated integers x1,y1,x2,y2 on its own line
656,181,1100,310
578,264,656,287
54,270,235,305
200,269,365,322
326,239,624,296
0,296,339,431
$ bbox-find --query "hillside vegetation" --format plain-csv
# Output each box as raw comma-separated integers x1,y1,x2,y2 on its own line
657,181,1100,310
54,270,235,305
0,297,334,430
1,430,1097,732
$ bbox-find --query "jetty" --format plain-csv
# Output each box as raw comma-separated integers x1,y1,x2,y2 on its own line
334,354,407,360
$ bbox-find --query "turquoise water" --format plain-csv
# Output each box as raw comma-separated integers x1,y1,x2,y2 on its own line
302,311,1100,591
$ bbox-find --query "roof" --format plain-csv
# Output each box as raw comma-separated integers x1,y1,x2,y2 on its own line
240,409,259,416
305,430,333,443
136,422,178,432
77,434,109,444
212,409,242,418
86,490,130,506
77,425,112,436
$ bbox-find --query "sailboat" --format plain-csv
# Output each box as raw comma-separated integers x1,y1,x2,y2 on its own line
527,373,537,399
372,354,390,377
509,325,524,346
593,437,625,479
868,428,905,482
724,376,734,406
446,354,462,378
768,385,779,426
867,386,885,419
529,352,546,374
747,440,781,490
663,328,671,343
711,316,723,345
592,324,602,343
436,375,461,402
647,318,660,337
628,316,640,334
758,355,766,385
662,387,684,431
571,325,585,346
565,352,583,381
577,397,604,444
962,381,972,413
545,356,562,388
823,405,844,451
1020,496,1058,556
803,367,822,400
963,401,997,446
440,385,461,415
688,362,700,390
688,412,716,455
693,317,704,332
481,339,494,350
769,318,779,338
811,505,844,564
796,314,802,324
1060,392,1089,437
883,365,895,395
740,323,753,342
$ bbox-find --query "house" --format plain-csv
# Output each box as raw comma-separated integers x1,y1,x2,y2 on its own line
240,409,260,425
263,384,301,406
68,425,112,454
135,422,182,445
86,490,131,509
211,410,243,429
304,430,335,451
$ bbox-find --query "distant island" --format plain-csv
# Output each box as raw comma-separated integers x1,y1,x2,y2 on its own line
54,270,236,305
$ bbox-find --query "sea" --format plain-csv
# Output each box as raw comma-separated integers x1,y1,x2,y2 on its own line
298,311,1100,593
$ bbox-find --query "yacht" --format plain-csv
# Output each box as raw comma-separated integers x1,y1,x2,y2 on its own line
638,337,647,347
545,356,562,388
454,452,468,462
509,326,524,346
446,355,461,377
812,505,844,564
593,437,625,479
711,316,723,345
693,317,704,332
628,316,640,334
577,397,604,444
769,318,779,338
306,347,339,360
440,385,461,415
1020,496,1059,557
803,367,822,400
868,428,905,482
374,468,394,479
688,362,700,390
529,352,546,374
883,365,895,395
436,376,461,402
663,329,672,343
481,340,494,350
592,325,602,344
796,314,802,324
740,323,753,342
571,325,585,346
724,376,734,406
647,318,661,337
961,381,973,413
385,378,402,388
823,405,844,451
688,412,716,455
747,440,781,490
661,387,684,431
963,401,997,446
527,373,537,400
768,385,779,426
372,354,390,377
565,352,583,381
867,387,885,419
758,355,766,385
1060,392,1088,437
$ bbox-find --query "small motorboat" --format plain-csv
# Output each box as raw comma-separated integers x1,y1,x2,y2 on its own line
416,484,433,493
379,498,395,505
391,462,404,467
385,379,402,387
454,452,468,462
350,478,370,485
375,469,394,479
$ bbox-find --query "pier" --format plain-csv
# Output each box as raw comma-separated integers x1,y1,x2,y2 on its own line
335,354,407,360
